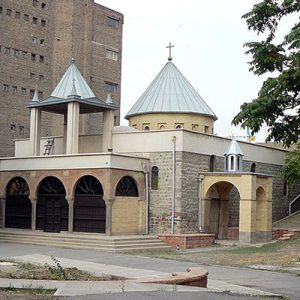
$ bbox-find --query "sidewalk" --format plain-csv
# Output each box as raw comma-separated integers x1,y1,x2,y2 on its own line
0,254,280,297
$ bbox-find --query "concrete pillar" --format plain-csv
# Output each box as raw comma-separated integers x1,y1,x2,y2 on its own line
102,109,114,152
29,108,41,156
63,113,68,154
104,199,114,236
239,198,256,244
29,197,37,231
202,198,211,233
67,196,74,233
66,102,80,154
0,196,6,228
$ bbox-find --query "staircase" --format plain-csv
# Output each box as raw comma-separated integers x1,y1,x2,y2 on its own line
0,229,170,252
272,228,300,241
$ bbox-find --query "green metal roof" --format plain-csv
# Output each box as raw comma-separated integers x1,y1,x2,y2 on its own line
126,61,217,120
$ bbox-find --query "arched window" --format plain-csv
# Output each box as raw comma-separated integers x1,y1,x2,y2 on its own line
116,176,138,197
144,125,150,131
175,124,183,129
250,162,256,173
159,124,165,130
209,155,215,172
230,156,234,170
75,176,103,195
237,156,240,171
151,166,159,190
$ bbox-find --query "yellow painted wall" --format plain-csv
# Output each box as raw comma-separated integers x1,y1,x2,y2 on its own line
111,197,145,235
128,113,215,134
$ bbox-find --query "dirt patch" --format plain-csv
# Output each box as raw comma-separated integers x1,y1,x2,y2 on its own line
0,289,57,300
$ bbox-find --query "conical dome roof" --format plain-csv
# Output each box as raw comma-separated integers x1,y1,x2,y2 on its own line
126,61,217,120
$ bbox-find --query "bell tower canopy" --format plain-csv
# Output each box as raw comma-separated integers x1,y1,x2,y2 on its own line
224,138,244,172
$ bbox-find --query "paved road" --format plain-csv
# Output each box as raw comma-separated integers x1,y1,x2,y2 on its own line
0,242,299,299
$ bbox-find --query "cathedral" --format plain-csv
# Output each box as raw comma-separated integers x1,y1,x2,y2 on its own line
0,53,298,245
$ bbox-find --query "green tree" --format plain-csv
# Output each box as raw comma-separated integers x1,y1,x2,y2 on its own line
232,0,300,147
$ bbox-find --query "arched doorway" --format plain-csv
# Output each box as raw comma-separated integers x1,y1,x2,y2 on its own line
5,177,31,229
36,176,68,232
74,176,106,233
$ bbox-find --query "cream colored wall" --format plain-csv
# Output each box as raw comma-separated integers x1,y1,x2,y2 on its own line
129,113,214,133
111,197,145,235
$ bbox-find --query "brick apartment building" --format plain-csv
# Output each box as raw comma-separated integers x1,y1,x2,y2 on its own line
0,0,123,157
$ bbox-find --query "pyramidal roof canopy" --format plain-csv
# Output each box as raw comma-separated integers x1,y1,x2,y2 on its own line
125,61,217,120
27,59,117,114
224,138,244,156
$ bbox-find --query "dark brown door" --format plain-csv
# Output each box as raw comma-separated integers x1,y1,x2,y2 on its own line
74,195,106,233
44,196,61,233
209,198,220,237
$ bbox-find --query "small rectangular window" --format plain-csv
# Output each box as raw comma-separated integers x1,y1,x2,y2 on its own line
105,82,118,93
0,7,3,14
32,36,37,44
12,86,17,94
22,51,27,58
204,125,209,133
6,9,12,16
4,47,10,55
31,53,36,61
15,11,20,18
3,84,9,92
21,87,26,95
106,49,118,61
39,55,44,63
41,19,46,26
106,17,119,28
13,49,19,57
30,89,35,98
40,39,45,46
33,17,38,24
24,14,29,21
41,3,47,9
38,91,43,99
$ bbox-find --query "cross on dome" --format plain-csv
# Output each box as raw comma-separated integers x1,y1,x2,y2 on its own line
166,42,174,61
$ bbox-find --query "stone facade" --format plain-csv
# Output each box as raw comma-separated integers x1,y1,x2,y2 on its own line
0,0,123,156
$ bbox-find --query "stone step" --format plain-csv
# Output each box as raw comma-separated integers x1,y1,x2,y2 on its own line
277,237,290,240
283,233,295,237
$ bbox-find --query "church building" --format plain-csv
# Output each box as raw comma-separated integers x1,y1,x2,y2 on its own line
0,52,298,245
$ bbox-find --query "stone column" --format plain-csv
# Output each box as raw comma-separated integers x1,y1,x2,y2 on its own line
102,109,114,152
104,199,114,236
66,102,80,154
66,196,74,233
29,197,37,231
29,107,41,156
0,196,6,228
202,197,211,233
239,198,256,244
218,200,228,239
63,113,68,154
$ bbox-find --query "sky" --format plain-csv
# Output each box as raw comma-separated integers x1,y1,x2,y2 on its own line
96,0,296,142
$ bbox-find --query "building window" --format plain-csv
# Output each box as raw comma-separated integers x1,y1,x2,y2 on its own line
204,125,209,133
15,11,20,18
230,156,234,170
143,125,150,131
159,124,165,130
13,49,19,57
38,91,43,99
21,87,26,95
151,166,159,190
3,84,9,92
4,47,10,55
32,36,37,44
41,19,46,26
41,3,47,9
250,162,256,173
40,39,45,46
0,7,2,14
209,155,215,172
30,89,35,98
106,49,118,61
33,0,38,6
39,74,44,81
106,17,119,28
6,9,12,16
24,14,29,21
12,86,17,94
192,124,199,131
31,53,36,61
39,55,44,63
283,181,288,196
33,17,38,24
22,51,27,58
105,82,118,93
30,72,35,79
175,123,183,129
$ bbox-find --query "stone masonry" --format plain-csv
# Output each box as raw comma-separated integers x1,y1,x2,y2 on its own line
0,0,123,156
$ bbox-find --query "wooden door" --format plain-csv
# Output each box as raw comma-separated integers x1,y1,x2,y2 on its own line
44,196,61,233
209,198,220,236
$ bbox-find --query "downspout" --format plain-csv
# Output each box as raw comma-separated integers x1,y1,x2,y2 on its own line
171,136,176,234
198,174,204,232
145,170,149,235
